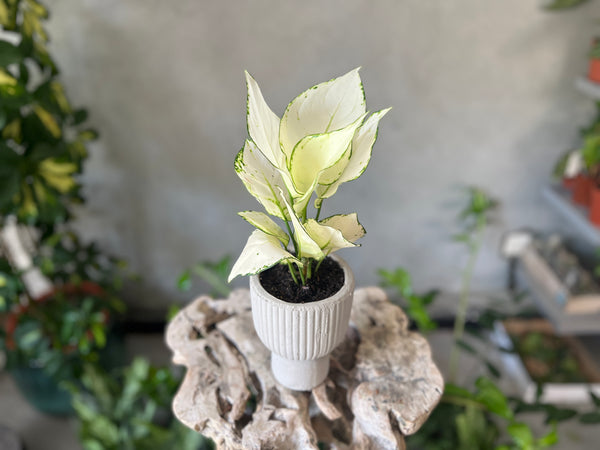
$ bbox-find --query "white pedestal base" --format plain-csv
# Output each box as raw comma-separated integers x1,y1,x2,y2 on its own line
271,353,329,391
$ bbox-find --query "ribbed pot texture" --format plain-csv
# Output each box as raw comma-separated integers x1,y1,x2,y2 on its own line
249,255,355,391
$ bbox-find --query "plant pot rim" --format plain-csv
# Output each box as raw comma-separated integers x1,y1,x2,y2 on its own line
249,254,355,310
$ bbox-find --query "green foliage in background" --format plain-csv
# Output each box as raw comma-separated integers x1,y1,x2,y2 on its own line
543,0,592,10
0,230,127,380
178,255,232,298
378,267,438,333
68,358,211,450
449,187,497,382
0,0,97,229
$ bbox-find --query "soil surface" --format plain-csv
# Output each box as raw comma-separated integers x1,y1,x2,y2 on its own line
259,257,344,304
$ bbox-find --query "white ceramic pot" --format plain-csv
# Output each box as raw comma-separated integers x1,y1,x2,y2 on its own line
249,255,355,391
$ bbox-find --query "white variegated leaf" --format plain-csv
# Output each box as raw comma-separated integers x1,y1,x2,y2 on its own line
238,211,289,246
304,219,357,255
234,140,288,220
228,230,298,282
316,108,390,202
319,213,366,242
289,114,366,194
245,71,286,169
279,68,365,162
280,190,324,260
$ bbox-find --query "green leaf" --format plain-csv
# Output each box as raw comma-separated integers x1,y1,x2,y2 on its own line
177,270,191,291
507,422,534,448
537,425,558,447
474,377,513,420
73,108,89,125
545,406,577,424
0,41,22,67
544,0,591,10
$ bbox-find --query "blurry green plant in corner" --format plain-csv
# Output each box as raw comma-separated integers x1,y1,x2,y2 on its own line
178,256,232,298
378,267,438,333
67,358,212,450
0,0,97,230
543,0,592,10
0,0,128,415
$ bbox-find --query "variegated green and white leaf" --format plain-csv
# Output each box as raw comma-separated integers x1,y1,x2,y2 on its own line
289,114,366,194
245,71,286,169
320,213,366,242
316,144,352,186
238,210,289,246
316,108,390,203
279,68,366,162
280,190,324,260
234,140,288,220
304,219,357,255
228,230,298,282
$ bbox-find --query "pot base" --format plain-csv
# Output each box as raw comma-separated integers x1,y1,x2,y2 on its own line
271,353,329,391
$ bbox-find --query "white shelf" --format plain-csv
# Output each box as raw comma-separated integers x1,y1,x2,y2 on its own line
542,184,600,247
575,77,600,100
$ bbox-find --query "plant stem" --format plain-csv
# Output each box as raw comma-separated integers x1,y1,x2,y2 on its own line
286,261,299,285
284,220,298,255
448,217,485,383
315,203,322,221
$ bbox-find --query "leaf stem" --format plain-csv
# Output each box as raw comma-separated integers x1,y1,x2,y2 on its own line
449,216,485,383
286,261,299,285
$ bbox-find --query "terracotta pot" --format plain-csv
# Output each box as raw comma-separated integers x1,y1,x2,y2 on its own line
590,58,600,84
571,174,592,207
562,176,578,191
249,255,354,391
590,185,600,227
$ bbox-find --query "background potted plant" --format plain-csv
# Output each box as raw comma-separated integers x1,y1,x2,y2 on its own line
0,0,129,415
0,230,127,415
67,357,209,450
227,68,389,390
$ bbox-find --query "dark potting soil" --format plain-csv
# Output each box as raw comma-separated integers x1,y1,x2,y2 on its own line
259,257,344,304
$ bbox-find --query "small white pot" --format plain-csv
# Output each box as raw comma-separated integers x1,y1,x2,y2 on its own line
249,255,355,391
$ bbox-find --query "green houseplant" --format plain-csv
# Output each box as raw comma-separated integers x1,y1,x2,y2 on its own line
227,68,389,390
0,230,127,414
68,358,209,450
0,0,127,415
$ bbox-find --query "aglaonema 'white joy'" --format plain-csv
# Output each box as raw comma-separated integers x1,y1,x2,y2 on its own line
229,68,390,285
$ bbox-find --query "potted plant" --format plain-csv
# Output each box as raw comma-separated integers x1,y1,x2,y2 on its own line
589,38,600,84
581,133,600,223
67,358,209,450
227,68,390,390
0,230,127,415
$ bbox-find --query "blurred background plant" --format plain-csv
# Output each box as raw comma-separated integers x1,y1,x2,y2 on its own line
67,357,210,450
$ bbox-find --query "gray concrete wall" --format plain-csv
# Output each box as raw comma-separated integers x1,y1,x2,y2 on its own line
46,0,600,314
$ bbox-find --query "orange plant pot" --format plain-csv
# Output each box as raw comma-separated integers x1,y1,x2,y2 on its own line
590,186,600,227
572,174,592,207
589,58,600,84
563,176,578,191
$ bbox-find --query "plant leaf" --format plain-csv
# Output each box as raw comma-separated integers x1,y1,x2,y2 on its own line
289,113,365,194
245,71,285,169
320,213,366,242
228,230,298,282
234,139,288,220
474,377,513,420
279,67,365,163
304,219,357,255
238,210,289,246
280,192,323,260
316,108,390,201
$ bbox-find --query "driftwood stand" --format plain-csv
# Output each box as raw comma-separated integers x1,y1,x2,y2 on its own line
166,287,444,449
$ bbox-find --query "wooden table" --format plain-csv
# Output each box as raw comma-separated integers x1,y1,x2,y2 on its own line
166,287,444,449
